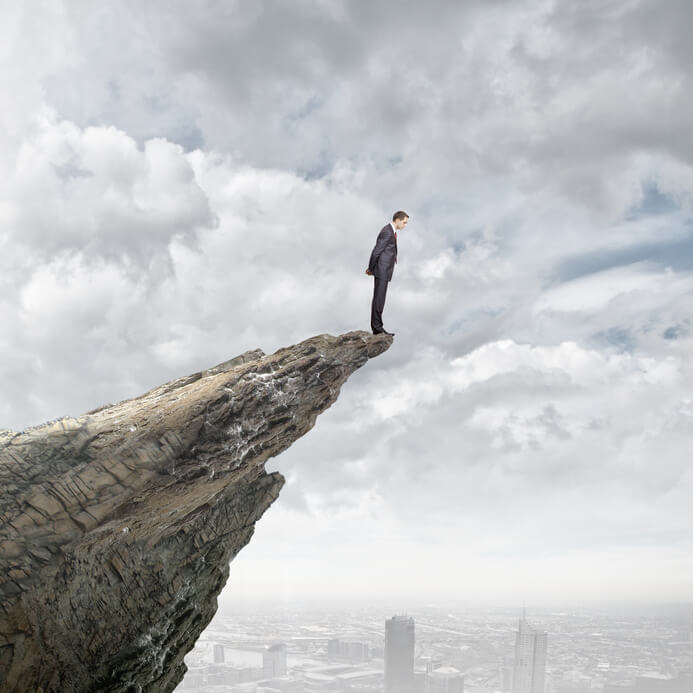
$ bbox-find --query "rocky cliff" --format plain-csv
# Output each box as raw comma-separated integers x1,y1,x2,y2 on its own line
0,330,392,693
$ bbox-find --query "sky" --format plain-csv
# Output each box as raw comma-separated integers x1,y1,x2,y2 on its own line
1,0,692,609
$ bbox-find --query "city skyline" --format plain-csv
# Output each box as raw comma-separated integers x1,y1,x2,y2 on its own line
175,602,693,692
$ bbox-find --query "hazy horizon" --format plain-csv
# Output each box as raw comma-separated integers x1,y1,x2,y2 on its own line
214,594,693,617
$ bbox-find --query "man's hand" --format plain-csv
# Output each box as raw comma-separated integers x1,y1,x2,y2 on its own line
365,269,373,275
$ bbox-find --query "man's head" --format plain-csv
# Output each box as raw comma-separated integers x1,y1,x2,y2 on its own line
392,210,409,231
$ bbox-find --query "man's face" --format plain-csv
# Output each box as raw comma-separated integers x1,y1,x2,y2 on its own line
394,216,409,231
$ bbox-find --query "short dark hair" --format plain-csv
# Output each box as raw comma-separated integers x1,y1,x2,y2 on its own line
392,210,409,222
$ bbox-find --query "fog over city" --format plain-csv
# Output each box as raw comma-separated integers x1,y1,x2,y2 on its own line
2,3,692,690
175,602,692,692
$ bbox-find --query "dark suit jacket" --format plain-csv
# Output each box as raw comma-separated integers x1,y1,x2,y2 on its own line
368,224,398,281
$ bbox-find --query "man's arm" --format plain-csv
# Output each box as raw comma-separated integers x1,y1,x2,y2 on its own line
367,228,390,274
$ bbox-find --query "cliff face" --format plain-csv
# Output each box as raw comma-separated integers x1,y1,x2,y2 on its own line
0,331,392,693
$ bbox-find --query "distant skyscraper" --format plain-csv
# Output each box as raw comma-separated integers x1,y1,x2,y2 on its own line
263,643,287,678
327,638,371,662
385,615,415,693
512,611,547,693
500,663,513,692
327,638,341,661
421,656,443,674
213,643,225,663
426,666,465,693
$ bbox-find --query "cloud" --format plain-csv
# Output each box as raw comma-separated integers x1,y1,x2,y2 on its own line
5,111,212,263
12,1,691,218
255,333,693,602
0,115,394,427
1,0,693,605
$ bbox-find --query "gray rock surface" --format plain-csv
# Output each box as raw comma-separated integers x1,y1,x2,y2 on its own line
0,330,392,692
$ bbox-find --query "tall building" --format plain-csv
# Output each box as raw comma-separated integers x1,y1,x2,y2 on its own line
328,638,341,661
263,643,287,678
327,638,371,662
499,663,513,692
385,615,415,693
213,643,225,664
426,666,465,693
421,656,443,674
512,611,547,693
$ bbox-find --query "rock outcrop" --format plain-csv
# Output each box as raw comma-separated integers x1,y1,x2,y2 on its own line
0,331,392,692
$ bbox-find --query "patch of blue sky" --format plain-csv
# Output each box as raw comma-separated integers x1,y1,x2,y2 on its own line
44,73,204,152
591,317,692,351
277,89,352,180
440,306,505,339
544,186,693,286
331,149,404,177
415,180,523,248
553,228,693,284
279,90,327,135
418,178,519,219
140,91,204,151
662,321,690,341
297,148,335,181
53,162,93,181
589,326,637,353
625,180,683,221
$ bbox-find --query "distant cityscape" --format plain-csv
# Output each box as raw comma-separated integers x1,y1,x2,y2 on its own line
175,604,693,693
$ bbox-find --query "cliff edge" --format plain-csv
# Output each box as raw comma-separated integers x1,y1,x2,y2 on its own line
0,330,392,692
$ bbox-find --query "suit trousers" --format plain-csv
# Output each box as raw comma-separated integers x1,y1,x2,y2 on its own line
370,276,389,332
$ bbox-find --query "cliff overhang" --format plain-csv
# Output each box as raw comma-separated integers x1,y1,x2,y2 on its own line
0,330,392,692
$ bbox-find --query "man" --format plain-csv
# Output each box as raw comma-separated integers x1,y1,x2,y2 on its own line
366,210,409,335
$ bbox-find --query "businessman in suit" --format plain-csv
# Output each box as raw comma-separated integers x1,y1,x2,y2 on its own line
366,210,409,335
